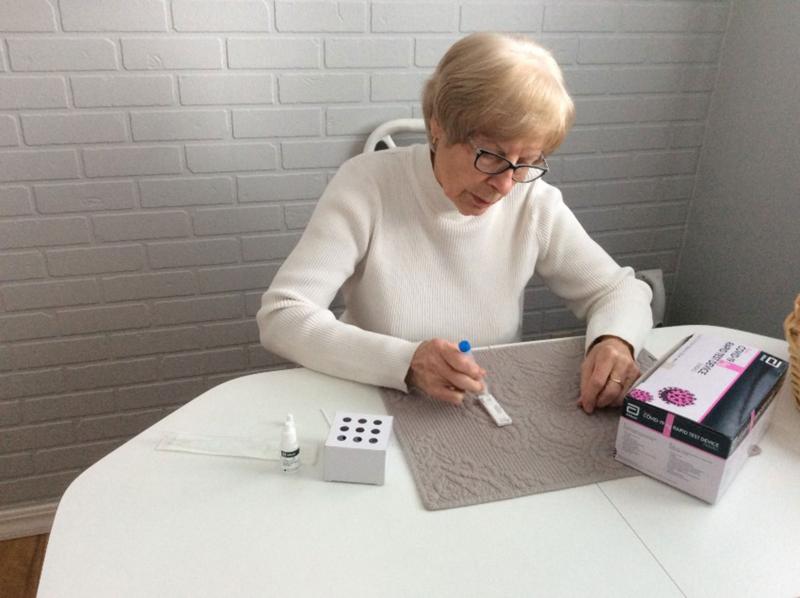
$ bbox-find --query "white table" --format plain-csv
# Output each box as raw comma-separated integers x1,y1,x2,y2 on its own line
38,326,800,598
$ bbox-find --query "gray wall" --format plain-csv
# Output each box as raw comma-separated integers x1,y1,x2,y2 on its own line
0,0,729,511
668,0,800,336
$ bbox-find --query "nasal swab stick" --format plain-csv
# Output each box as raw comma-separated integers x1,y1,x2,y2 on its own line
458,340,512,427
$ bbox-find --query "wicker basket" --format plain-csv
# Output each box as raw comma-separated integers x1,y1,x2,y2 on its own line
784,294,800,410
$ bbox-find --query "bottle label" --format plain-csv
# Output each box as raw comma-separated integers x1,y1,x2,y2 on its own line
281,448,300,458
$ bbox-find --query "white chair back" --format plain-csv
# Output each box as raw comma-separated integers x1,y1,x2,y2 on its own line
363,118,426,153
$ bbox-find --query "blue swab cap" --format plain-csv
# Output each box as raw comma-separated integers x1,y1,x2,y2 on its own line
458,340,471,353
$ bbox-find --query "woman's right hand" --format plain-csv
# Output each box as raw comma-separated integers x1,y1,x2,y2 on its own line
405,338,485,404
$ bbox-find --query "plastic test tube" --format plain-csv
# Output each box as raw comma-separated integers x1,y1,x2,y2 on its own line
458,340,512,427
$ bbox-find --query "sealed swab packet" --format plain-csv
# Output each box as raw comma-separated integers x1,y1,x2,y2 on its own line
157,432,318,464
459,340,512,427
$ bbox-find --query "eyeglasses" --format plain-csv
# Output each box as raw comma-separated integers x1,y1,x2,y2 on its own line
469,140,548,183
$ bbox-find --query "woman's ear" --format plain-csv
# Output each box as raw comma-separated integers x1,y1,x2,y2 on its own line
429,117,443,140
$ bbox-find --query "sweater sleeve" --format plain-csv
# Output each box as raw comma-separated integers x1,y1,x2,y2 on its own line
256,157,420,391
533,186,653,357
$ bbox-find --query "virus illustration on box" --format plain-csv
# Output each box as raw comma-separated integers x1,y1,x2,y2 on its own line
628,388,654,403
658,386,696,407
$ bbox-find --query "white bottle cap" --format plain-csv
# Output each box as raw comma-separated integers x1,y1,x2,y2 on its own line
281,413,298,450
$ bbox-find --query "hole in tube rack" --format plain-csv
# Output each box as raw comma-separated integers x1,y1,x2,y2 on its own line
353,437,362,443
373,419,382,425
343,417,352,422
358,418,367,424
339,426,349,431
356,427,364,433
371,429,380,434
369,438,378,444
337,435,346,441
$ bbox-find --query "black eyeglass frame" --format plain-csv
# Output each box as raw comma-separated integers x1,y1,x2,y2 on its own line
469,140,549,183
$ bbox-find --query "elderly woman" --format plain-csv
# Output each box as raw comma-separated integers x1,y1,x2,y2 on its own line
258,32,653,413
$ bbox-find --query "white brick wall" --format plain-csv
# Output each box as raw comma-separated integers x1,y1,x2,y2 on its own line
147,238,240,268
186,142,278,172
325,37,413,67
0,216,89,248
8,38,119,71
326,105,411,135
275,1,367,33
21,112,128,145
122,38,224,70
0,252,46,281
172,0,269,32
35,181,137,213
130,109,229,141
372,3,458,32
179,74,274,105
0,115,19,146
278,73,366,103
0,187,34,216
57,304,151,335
545,3,621,33
72,75,175,107
233,108,322,138
0,0,58,32
92,210,191,241
2,280,100,312
0,150,80,182
0,76,69,109
46,245,145,276
460,4,543,32
237,172,327,201
60,0,168,32
83,146,183,177
228,38,321,68
139,176,235,207
0,0,731,510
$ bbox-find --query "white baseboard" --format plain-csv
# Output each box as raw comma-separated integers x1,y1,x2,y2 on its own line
0,502,58,541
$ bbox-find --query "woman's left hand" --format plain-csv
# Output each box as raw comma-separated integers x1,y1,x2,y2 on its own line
578,336,640,414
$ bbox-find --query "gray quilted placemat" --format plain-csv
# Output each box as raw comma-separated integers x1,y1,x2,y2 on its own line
380,336,638,510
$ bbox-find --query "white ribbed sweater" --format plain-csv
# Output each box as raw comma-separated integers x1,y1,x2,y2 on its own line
257,144,653,391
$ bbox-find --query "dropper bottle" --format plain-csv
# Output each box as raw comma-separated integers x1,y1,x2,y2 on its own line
280,414,300,472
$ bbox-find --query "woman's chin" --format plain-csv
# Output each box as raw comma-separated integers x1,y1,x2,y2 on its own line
456,204,488,216
457,193,493,215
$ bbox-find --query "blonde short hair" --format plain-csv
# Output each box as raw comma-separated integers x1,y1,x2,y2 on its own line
422,32,575,155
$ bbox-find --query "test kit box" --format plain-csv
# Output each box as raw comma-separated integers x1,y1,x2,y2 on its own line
324,412,393,485
615,334,788,503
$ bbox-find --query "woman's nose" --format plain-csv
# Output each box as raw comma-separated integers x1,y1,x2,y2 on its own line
487,169,516,195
